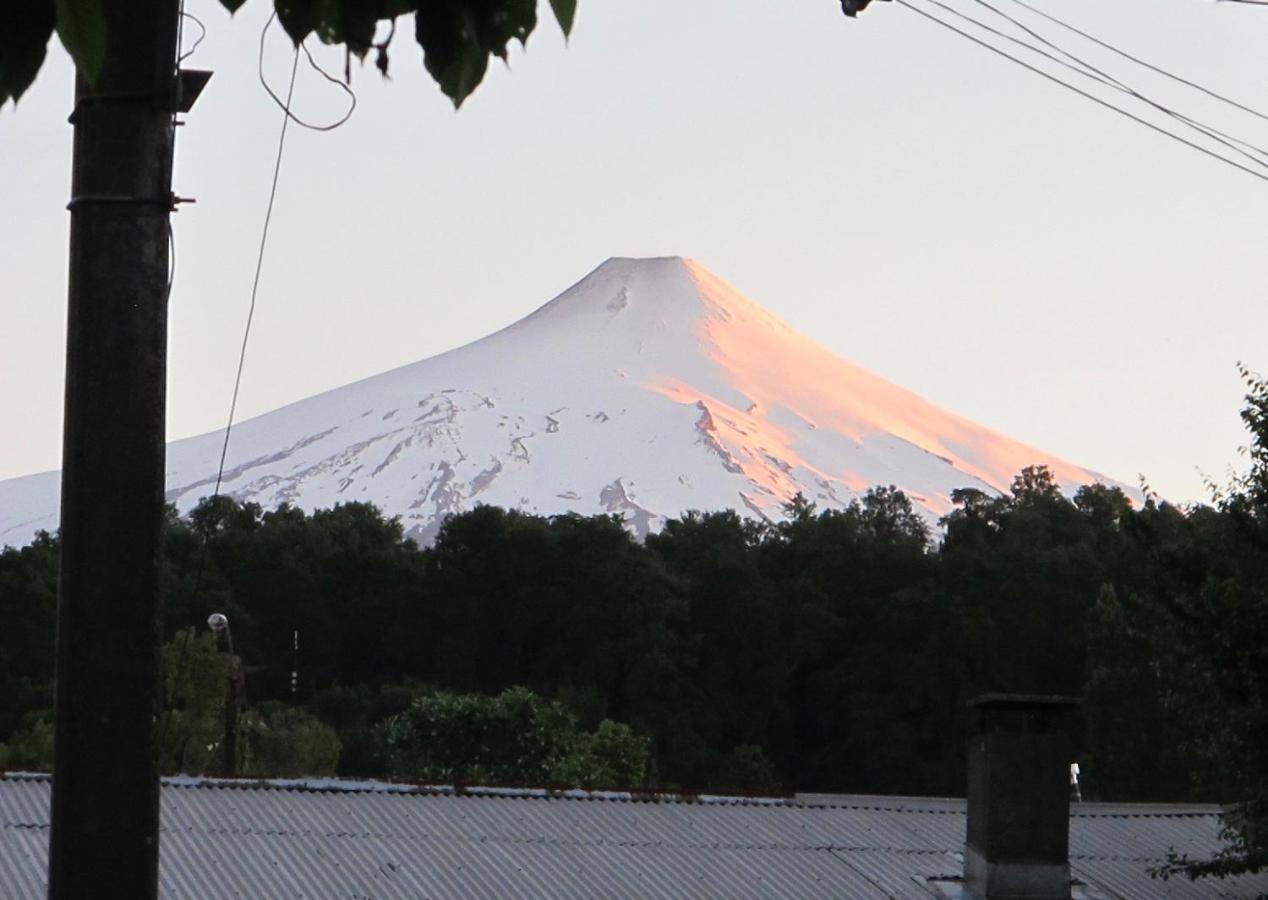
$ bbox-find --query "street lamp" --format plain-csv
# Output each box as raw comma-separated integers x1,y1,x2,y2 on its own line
207,613,244,776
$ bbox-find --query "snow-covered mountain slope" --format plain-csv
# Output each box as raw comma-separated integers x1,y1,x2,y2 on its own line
0,257,1132,547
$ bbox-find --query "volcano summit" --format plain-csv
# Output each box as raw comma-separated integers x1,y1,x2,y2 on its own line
0,257,1126,546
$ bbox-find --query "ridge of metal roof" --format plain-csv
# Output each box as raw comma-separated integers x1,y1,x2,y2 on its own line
0,771,1231,818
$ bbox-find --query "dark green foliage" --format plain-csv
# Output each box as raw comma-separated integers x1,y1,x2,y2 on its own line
941,465,1103,698
158,629,234,774
1236,362,1268,508
0,0,56,105
0,478,1212,798
310,682,422,776
1,710,55,771
0,532,57,739
646,510,782,784
175,499,423,701
6,377,1268,860
554,719,654,789
53,0,105,87
156,629,342,777
1144,367,1268,878
242,701,341,777
414,0,533,106
0,0,578,110
758,488,952,795
548,0,574,36
712,744,780,795
420,507,693,779
1083,584,1194,803
379,686,651,788
0,473,1222,802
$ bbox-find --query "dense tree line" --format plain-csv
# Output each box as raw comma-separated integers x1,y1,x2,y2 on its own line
2,372,1266,875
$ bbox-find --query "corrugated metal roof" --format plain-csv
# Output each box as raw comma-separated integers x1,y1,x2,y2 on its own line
4,773,1268,899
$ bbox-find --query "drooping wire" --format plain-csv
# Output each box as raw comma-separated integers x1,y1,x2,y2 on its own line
210,48,302,505
167,221,176,300
258,12,356,131
1004,0,1268,124
207,18,358,508
178,11,207,63
892,0,1268,185
168,47,303,743
957,0,1268,169
173,23,358,720
184,16,359,613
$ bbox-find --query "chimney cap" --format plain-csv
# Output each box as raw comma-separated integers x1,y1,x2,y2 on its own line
968,693,1083,744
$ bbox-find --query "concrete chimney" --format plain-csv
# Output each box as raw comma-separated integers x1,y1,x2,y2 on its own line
964,694,1082,900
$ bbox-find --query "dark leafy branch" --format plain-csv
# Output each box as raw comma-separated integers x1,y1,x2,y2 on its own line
0,0,576,109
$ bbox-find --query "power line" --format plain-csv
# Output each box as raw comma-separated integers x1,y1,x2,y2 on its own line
210,47,301,503
178,12,206,64
892,0,1268,185
164,4,359,754
959,0,1268,168
925,0,1268,172
186,15,359,609
258,13,356,132
206,18,358,506
1005,0,1268,124
177,41,301,704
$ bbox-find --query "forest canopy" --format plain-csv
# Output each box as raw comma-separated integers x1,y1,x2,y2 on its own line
2,368,1266,876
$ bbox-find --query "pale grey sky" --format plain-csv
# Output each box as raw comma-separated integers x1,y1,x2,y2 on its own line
3,0,1267,505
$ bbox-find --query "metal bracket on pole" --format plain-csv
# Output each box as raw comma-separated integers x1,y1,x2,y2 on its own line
67,69,210,124
176,69,212,112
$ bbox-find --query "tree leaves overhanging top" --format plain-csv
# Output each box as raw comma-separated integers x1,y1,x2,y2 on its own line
0,0,577,109
0,0,57,106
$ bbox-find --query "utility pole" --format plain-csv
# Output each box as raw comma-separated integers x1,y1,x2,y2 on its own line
48,1,180,897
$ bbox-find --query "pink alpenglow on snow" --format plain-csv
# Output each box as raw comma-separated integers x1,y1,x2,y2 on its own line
0,257,1132,547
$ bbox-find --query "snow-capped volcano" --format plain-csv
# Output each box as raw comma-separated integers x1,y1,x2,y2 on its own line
0,257,1128,546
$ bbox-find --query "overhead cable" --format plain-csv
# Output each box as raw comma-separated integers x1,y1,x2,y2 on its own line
1005,0,1268,124
258,13,356,132
960,0,1268,168
892,0,1268,184
211,49,301,503
179,12,207,63
209,18,359,506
